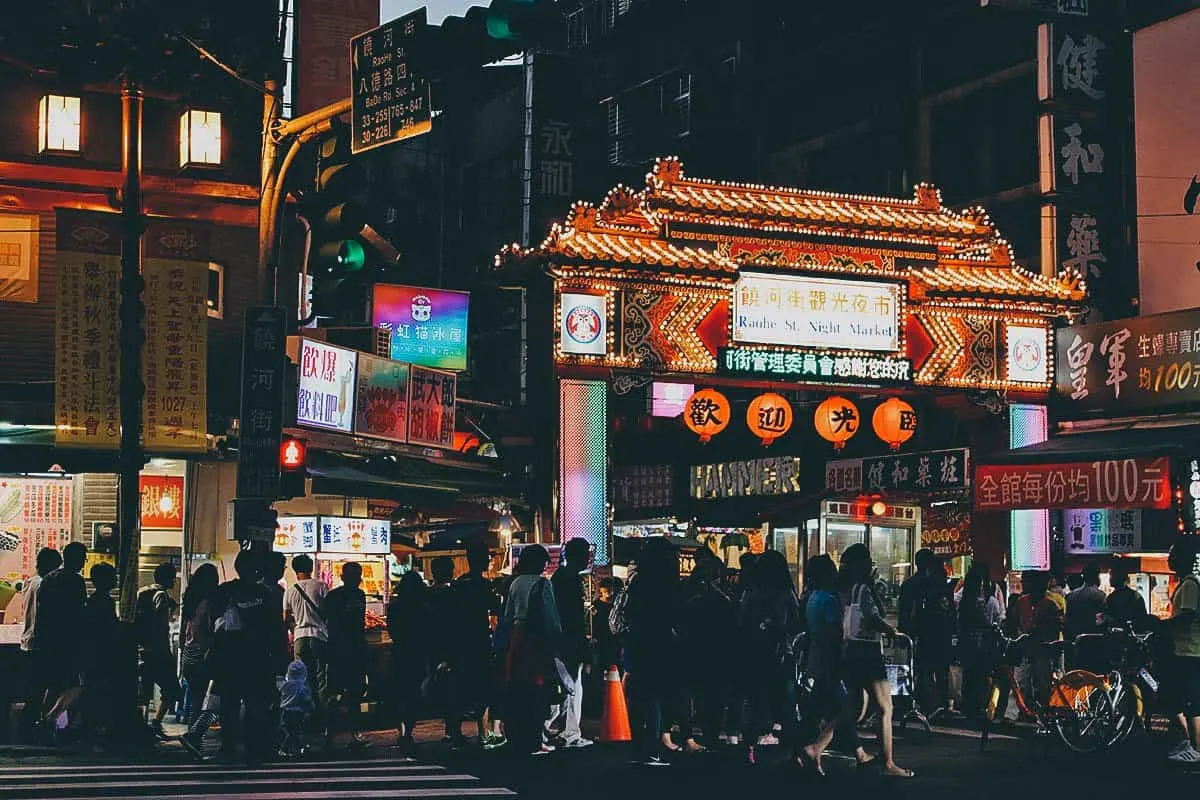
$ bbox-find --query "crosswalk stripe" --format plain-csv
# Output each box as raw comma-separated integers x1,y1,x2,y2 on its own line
8,790,514,800
0,762,441,776
4,774,482,791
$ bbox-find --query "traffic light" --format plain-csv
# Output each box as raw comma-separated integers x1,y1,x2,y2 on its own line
278,436,308,500
431,0,561,73
301,121,369,321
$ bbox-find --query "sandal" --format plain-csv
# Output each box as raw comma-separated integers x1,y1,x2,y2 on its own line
883,764,915,778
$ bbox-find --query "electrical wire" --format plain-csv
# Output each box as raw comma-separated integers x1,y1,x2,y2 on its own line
178,34,273,96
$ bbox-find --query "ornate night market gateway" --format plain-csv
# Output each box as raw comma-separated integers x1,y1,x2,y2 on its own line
498,157,1085,564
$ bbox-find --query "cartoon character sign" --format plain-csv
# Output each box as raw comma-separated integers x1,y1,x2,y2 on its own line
560,292,607,355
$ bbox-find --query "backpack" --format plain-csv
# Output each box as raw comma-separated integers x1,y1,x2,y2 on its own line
608,580,632,636
913,578,955,641
133,587,165,647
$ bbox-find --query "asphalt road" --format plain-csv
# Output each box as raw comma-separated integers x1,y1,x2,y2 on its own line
1,720,1197,799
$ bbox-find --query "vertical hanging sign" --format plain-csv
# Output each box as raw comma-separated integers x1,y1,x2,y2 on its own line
54,209,121,449
143,220,210,453
407,365,456,449
236,307,286,499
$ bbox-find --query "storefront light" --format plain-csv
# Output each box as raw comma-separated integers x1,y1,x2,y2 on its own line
179,109,222,167
38,94,81,154
158,492,176,515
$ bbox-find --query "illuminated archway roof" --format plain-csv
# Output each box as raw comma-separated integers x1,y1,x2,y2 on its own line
498,156,1085,310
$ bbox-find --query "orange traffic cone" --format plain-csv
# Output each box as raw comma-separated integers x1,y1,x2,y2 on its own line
599,665,632,742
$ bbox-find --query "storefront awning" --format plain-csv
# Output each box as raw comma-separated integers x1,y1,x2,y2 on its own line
979,423,1200,466
307,450,516,501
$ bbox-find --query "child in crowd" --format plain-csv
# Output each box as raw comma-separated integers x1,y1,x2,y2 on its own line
278,659,315,757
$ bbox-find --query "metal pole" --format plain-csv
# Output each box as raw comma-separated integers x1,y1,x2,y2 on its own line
117,78,145,621
257,80,282,305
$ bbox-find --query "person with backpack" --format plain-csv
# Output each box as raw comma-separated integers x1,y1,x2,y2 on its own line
452,541,503,748
898,548,954,718
284,555,330,728
500,544,562,756
957,562,1004,717
135,563,182,738
210,550,275,762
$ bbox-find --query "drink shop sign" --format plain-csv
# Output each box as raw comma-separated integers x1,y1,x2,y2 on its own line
297,339,357,433
1056,308,1200,415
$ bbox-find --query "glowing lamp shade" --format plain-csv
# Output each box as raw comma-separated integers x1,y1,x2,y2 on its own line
180,109,222,167
683,388,730,443
158,492,175,514
746,392,793,446
38,94,81,153
814,396,859,451
872,397,918,450
870,500,888,517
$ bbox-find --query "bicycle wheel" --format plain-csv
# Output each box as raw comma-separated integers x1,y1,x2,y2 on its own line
1055,688,1118,754
1105,686,1139,748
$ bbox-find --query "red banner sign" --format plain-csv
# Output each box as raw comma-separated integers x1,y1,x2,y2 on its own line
140,475,184,530
975,457,1171,511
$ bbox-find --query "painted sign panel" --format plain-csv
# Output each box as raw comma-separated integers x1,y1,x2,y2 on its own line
863,449,970,493
0,478,72,589
1056,308,1200,415
922,506,972,558
54,209,121,449
732,273,902,352
274,516,318,553
975,457,1171,511
611,465,674,510
560,292,607,356
1063,508,1142,554
354,353,409,442
1006,325,1050,384
689,457,802,500
140,475,184,530
297,339,357,433
407,365,456,449
373,284,469,371
236,307,286,500
720,348,912,386
318,516,391,555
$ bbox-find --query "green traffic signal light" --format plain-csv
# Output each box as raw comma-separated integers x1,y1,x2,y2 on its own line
338,240,366,271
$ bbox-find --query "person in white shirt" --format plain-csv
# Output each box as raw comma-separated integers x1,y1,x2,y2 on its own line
283,555,330,722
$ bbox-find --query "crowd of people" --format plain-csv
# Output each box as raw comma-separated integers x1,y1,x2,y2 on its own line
9,532,1200,770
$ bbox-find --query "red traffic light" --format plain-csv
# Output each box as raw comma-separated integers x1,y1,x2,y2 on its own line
280,437,307,470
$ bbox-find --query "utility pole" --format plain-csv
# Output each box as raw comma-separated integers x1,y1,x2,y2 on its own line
117,76,146,621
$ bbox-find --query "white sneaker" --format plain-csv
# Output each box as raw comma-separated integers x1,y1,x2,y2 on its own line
1167,741,1200,762
531,744,555,756
727,735,740,745
563,738,594,749
756,734,779,746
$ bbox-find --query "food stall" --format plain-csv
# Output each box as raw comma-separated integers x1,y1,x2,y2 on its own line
275,514,391,628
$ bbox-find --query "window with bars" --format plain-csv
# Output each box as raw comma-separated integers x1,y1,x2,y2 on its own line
604,99,623,165
670,73,692,137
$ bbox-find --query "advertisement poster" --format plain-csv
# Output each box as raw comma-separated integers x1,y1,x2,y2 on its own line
354,353,409,443
142,219,209,452
560,292,607,356
0,478,73,607
297,339,357,433
732,272,902,352
0,211,38,303
922,506,972,558
55,209,121,449
274,516,318,554
1063,508,1142,554
407,365,456,449
321,558,387,598
373,284,469,371
139,475,184,530
1056,308,1200,416
318,516,391,555
975,457,1171,511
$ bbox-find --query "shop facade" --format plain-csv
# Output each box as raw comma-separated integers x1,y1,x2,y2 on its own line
499,157,1084,581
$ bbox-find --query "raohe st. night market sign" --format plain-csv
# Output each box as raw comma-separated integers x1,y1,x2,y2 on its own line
1056,307,1200,414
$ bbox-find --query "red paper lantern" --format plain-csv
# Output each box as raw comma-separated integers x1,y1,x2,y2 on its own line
873,397,918,450
814,396,859,451
746,392,793,446
683,388,730,443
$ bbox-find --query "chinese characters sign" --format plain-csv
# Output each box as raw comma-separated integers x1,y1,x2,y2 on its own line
236,307,286,500
297,339,357,433
974,457,1171,511
274,516,318,553
350,8,431,154
560,292,608,356
318,516,390,555
732,273,902,352
611,465,674,510
0,478,71,586
0,211,38,303
55,209,120,449
1063,508,1141,554
1040,23,1109,106
139,475,184,530
825,458,863,493
354,353,409,443
689,456,801,500
143,220,209,453
719,348,912,386
407,365,456,449
1055,309,1200,414
863,448,970,494
373,284,469,371
922,506,972,558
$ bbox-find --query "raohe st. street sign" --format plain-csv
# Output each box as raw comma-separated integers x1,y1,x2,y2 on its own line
350,8,432,155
